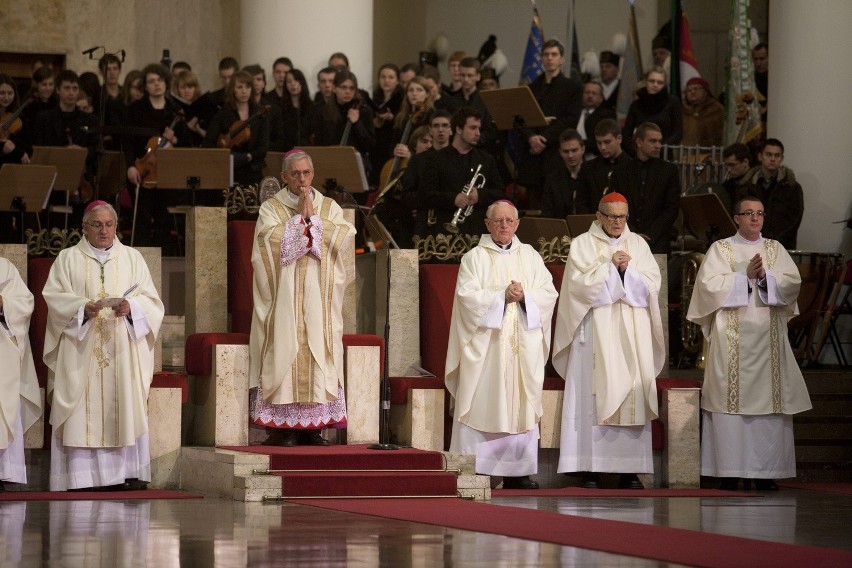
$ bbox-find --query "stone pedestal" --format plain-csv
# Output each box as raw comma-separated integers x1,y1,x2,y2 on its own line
390,389,444,451
540,390,564,448
660,388,701,488
185,207,227,336
148,387,182,488
376,249,420,375
344,345,381,445
191,344,250,446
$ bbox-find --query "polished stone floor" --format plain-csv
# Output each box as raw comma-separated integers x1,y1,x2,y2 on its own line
2,488,850,567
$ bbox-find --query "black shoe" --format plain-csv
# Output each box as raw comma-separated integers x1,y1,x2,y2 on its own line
754,479,779,491
300,430,330,446
0,480,5,492
262,429,299,447
618,474,644,489
741,478,753,490
125,478,149,491
581,473,601,489
719,478,740,491
502,476,539,490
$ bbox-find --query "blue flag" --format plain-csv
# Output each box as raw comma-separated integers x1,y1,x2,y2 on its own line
520,7,545,85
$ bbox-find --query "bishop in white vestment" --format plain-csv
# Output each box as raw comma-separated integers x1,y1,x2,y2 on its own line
687,197,811,490
446,201,558,489
249,150,355,446
552,192,665,489
0,257,42,489
43,202,164,491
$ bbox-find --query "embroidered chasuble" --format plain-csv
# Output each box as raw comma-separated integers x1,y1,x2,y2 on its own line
445,235,558,435
43,239,164,448
249,189,354,428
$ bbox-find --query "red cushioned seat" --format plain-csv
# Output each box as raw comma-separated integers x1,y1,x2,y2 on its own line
27,257,55,389
151,371,189,404
185,333,249,376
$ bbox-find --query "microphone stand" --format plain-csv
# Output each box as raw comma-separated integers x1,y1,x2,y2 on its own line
322,178,398,450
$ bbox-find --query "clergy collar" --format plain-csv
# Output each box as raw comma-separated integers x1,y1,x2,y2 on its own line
494,240,512,250
481,234,515,252
732,232,763,245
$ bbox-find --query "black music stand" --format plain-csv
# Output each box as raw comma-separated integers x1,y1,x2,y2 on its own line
565,214,598,237
479,87,548,131
31,146,87,228
132,148,231,247
680,194,737,244
0,164,57,241
300,146,369,193
515,217,569,247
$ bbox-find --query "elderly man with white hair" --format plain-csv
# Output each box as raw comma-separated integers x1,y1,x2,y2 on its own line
43,200,164,491
446,200,558,489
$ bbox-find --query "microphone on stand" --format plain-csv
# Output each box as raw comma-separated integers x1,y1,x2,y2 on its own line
82,46,102,58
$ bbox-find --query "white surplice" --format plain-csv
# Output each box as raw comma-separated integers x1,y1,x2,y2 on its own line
42,239,163,490
446,235,558,476
0,258,42,484
552,222,665,473
687,234,811,478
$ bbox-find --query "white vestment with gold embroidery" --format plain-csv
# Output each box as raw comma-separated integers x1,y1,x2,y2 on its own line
687,234,811,478
43,239,163,489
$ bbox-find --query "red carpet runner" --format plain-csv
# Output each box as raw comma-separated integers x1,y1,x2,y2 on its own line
493,487,761,498
0,489,201,501
219,444,458,498
292,497,852,568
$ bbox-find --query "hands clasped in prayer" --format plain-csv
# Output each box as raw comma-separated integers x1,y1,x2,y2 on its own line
505,280,525,303
747,253,766,280
295,185,315,221
612,250,631,272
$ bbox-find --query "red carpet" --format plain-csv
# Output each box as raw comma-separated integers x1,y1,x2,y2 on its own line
0,489,202,501
778,481,852,496
292,497,852,568
494,487,761,498
219,444,456,497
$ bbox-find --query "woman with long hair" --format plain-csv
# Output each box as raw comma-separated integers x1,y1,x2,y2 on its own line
203,70,269,186
174,70,206,144
281,69,314,150
0,73,32,165
390,76,435,161
370,63,403,183
314,69,374,158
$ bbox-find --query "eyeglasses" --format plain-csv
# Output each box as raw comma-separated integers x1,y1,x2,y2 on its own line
85,221,116,229
286,169,313,178
487,217,518,225
600,213,629,222
735,210,765,218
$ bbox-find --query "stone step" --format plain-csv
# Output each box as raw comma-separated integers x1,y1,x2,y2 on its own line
794,417,852,440
795,444,852,462
798,399,852,416
794,461,852,483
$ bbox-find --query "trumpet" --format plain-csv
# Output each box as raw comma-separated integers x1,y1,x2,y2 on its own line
444,164,486,234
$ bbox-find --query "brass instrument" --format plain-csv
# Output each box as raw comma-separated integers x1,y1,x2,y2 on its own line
602,170,612,195
680,252,707,368
444,164,485,234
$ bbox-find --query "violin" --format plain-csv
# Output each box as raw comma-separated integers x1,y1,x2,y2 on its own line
217,105,271,149
135,110,185,187
0,97,34,140
339,93,363,146
377,103,427,193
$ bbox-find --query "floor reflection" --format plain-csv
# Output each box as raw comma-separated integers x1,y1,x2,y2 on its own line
1,489,849,567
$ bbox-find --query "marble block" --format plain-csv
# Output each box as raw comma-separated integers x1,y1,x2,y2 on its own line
344,345,380,445
148,387,181,488
443,452,476,475
376,249,420,376
390,389,444,451
0,244,27,281
661,388,701,488
540,390,563,448
185,207,227,336
23,388,45,449
192,344,249,446
180,447,270,499
137,247,163,372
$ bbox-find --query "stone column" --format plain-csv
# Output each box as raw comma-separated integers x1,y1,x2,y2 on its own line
185,207,228,336
768,1,852,255
376,249,420,376
240,0,375,89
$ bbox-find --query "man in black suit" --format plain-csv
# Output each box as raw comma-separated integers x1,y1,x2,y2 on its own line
515,39,583,209
540,129,584,218
417,108,504,238
577,81,617,158
599,51,621,110
33,70,98,151
610,122,680,254
576,119,631,213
